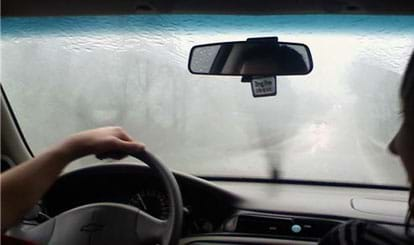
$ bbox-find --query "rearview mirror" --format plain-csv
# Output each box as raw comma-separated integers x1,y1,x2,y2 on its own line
188,40,313,76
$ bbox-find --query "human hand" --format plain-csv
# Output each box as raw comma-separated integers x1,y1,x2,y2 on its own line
60,127,145,162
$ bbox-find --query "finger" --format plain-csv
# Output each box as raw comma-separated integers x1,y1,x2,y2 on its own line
108,137,145,153
95,137,145,158
96,141,145,160
96,152,127,160
121,140,146,153
112,127,134,142
110,128,146,151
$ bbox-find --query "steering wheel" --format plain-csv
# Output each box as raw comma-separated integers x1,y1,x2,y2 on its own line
13,151,183,245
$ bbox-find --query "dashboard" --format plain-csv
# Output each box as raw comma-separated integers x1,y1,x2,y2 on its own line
37,163,409,245
42,164,237,236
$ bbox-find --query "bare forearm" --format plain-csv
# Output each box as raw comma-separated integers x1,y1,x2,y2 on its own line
0,143,72,230
0,127,145,231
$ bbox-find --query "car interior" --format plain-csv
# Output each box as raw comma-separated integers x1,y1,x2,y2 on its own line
1,0,414,245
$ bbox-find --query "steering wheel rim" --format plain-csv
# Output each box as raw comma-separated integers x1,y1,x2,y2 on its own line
132,150,183,245
11,150,183,245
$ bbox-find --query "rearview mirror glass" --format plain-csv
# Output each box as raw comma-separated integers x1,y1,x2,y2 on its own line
189,41,313,76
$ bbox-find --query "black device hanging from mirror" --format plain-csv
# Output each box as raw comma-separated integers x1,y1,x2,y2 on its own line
241,37,279,97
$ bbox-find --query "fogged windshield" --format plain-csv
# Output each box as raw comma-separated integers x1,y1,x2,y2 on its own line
2,15,414,186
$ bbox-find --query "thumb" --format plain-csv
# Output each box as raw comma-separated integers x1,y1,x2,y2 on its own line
118,140,146,153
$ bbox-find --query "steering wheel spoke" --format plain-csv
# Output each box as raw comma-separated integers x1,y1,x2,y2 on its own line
136,210,169,244
9,151,183,245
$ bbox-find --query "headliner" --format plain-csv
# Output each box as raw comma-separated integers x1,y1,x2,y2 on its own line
2,0,414,17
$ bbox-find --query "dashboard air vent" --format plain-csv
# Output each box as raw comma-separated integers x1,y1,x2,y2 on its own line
225,214,341,240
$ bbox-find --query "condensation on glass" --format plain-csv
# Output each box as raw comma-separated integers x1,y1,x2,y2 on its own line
2,15,414,186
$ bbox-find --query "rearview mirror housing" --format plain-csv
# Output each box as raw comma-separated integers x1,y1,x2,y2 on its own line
188,38,313,76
